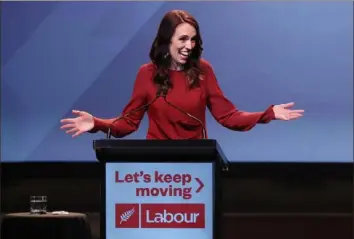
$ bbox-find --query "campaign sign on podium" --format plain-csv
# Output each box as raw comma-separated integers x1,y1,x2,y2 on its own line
105,162,213,239
94,139,227,239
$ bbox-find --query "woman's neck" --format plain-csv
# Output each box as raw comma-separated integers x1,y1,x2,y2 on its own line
170,61,184,71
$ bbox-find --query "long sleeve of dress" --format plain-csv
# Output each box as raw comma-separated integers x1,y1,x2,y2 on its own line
204,63,275,131
89,65,148,138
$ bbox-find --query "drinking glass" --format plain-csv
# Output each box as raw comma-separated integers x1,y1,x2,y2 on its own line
30,196,47,214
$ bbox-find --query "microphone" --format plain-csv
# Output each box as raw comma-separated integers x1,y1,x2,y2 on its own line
106,89,165,139
161,84,207,139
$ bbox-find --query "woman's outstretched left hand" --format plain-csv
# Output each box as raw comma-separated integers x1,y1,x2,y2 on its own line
273,102,304,121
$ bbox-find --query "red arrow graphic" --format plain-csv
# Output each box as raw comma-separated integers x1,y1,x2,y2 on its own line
195,178,204,193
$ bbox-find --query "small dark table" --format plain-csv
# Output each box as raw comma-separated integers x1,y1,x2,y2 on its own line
1,212,92,239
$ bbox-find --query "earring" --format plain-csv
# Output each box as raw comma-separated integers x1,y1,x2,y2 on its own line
164,52,169,59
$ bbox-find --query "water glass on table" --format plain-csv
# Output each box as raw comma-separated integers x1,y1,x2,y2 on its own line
30,196,47,214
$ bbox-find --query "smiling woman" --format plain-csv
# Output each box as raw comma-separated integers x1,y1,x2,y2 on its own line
149,9,203,88
60,9,304,139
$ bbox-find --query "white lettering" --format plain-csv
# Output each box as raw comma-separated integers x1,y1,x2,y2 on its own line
146,209,199,223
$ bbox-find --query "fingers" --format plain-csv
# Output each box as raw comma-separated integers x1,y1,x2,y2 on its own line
289,113,303,120
66,128,78,134
60,123,75,129
281,102,295,108
278,112,303,121
61,125,82,137
72,130,84,138
60,112,85,138
61,110,85,123
290,112,303,116
72,110,85,116
60,118,75,124
279,115,289,121
290,109,305,113
63,126,83,138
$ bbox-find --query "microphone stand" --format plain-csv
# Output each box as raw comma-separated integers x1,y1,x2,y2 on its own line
161,93,207,140
106,91,163,139
106,84,207,140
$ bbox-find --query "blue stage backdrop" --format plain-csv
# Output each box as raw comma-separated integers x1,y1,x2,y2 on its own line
1,2,352,163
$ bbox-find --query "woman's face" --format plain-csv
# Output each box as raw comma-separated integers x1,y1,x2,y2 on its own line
169,23,196,68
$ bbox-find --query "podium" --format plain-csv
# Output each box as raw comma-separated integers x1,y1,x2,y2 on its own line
93,139,229,239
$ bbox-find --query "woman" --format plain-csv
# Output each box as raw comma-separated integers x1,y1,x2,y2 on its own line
60,10,304,139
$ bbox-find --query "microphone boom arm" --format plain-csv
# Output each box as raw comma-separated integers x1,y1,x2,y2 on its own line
106,96,159,139
163,96,207,139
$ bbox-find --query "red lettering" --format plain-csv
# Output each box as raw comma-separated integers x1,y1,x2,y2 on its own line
136,186,192,200
182,174,191,186
143,174,151,183
125,174,133,182
133,172,140,183
154,172,192,186
164,174,172,183
154,171,164,183
173,174,181,183
115,171,140,183
115,171,124,183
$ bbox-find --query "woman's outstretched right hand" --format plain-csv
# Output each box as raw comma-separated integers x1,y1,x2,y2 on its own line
60,110,94,138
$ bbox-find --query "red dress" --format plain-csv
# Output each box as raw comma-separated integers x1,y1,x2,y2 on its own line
90,59,275,139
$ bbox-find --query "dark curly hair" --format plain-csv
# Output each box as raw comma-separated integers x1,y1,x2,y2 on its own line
149,10,204,89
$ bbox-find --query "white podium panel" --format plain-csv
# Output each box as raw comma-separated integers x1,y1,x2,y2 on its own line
105,162,214,239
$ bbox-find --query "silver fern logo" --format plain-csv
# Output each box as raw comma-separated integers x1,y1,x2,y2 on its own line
120,208,135,224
